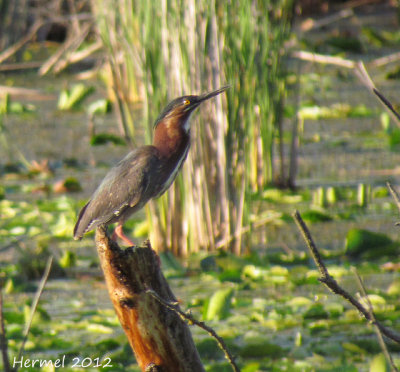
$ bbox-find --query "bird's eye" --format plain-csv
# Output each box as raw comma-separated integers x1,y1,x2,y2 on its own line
183,99,190,105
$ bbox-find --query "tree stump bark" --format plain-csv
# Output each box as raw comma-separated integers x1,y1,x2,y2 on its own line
95,226,205,372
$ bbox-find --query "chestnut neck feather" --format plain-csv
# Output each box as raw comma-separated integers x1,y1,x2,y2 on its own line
153,116,190,159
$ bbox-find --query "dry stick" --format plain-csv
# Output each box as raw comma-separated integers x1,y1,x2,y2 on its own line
0,86,55,100
0,291,10,372
291,50,356,69
292,210,400,344
352,268,399,372
39,22,92,76
372,51,400,67
52,39,102,74
0,20,44,64
62,40,103,65
146,289,240,372
95,228,204,372
0,61,43,72
299,8,354,32
15,256,53,371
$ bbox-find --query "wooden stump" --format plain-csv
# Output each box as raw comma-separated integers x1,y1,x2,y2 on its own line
95,226,205,372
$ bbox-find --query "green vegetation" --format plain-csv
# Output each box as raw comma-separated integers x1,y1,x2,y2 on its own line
1,0,400,371
58,84,95,111
2,248,400,371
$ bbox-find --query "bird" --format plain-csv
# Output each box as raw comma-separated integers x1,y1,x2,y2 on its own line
73,86,229,246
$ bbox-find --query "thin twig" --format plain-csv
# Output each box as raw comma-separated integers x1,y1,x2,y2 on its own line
146,289,240,372
292,210,329,278
291,50,356,69
353,61,376,91
0,61,43,72
350,62,400,127
299,8,354,32
387,182,400,223
372,88,400,124
293,210,400,344
352,268,398,372
0,291,10,372
372,51,400,67
15,256,53,371
53,39,102,74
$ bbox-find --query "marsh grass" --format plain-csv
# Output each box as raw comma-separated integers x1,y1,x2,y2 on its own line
91,0,293,255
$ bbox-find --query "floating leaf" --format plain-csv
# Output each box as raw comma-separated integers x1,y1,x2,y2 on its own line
87,99,112,115
204,288,234,321
51,212,75,238
345,228,393,258
301,209,333,223
288,296,312,309
59,250,77,268
58,84,95,110
326,36,363,53
304,304,328,319
325,302,344,317
90,133,126,146
242,363,261,372
358,294,390,314
159,251,185,277
369,353,388,372
218,269,242,283
387,279,400,296
343,342,367,355
262,188,303,204
87,323,114,334
386,66,400,80
242,265,269,280
196,338,221,359
362,27,386,47
387,127,400,151
132,219,149,237
24,304,51,326
380,112,390,134
357,183,369,207
372,186,389,198
200,255,219,272
239,337,284,358
326,186,338,205
53,177,82,193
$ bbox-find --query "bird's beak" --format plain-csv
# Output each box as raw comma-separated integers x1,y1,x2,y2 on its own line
183,85,230,113
197,85,230,104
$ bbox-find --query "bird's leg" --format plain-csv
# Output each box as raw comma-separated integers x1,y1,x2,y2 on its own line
112,224,135,246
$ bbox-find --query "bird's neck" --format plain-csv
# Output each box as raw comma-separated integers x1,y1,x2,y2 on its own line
153,117,190,159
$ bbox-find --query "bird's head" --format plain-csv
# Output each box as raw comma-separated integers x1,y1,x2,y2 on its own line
154,85,229,133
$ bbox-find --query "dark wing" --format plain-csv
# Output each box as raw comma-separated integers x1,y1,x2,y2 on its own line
73,146,159,239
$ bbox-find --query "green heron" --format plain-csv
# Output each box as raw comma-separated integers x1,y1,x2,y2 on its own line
73,86,229,245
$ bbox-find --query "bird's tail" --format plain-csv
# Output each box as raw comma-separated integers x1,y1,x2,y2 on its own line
73,202,90,240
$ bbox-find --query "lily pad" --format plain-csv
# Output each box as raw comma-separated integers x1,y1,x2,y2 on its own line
58,84,95,110
204,288,234,321
345,228,394,258
239,338,284,358
90,133,126,146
